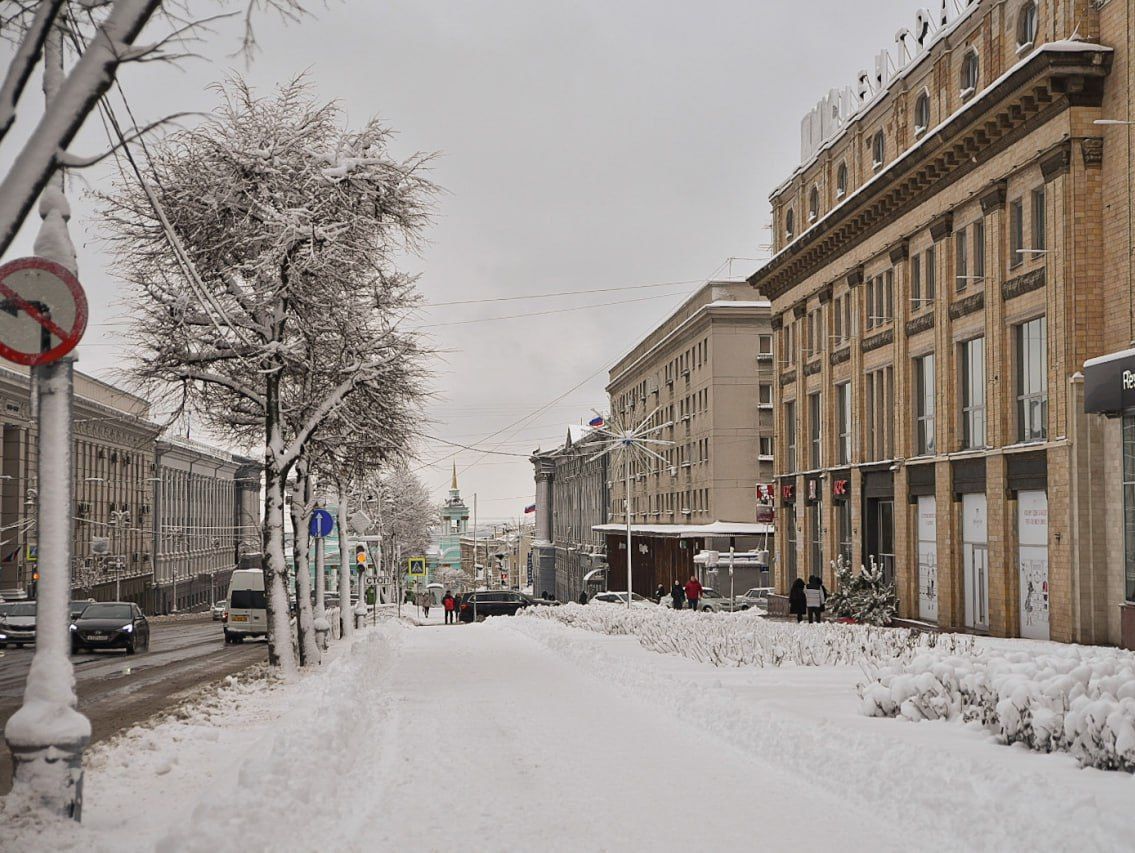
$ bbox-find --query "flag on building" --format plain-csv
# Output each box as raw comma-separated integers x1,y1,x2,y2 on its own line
588,415,605,428
524,503,536,514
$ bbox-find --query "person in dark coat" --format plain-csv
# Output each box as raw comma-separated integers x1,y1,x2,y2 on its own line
789,577,807,622
671,581,685,610
805,575,829,624
655,584,666,602
578,591,588,604
442,591,456,624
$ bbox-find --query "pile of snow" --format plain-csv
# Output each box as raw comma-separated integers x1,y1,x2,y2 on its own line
520,603,972,668
860,644,1135,771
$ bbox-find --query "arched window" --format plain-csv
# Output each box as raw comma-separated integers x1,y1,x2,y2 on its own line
808,186,820,222
1017,1,1038,48
961,49,980,95
914,91,931,135
785,208,795,241
872,131,885,169
836,162,848,199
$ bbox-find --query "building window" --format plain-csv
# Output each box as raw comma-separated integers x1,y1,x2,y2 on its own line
1123,414,1135,600
836,162,848,198
759,435,773,458
914,354,936,455
1032,187,1046,255
961,337,986,449
837,499,852,568
832,293,851,346
955,226,968,291
836,382,851,465
785,508,798,581
911,254,922,309
960,49,979,96
810,502,824,579
784,320,797,366
973,218,985,283
1010,198,1024,268
872,131,885,169
809,186,820,222
758,383,773,406
809,392,822,469
866,270,893,329
914,91,930,134
1018,1,1038,48
786,208,795,241
785,400,797,472
758,334,773,358
925,246,936,302
866,366,894,460
1016,317,1047,442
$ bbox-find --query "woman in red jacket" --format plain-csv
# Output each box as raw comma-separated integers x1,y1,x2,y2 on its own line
442,590,456,625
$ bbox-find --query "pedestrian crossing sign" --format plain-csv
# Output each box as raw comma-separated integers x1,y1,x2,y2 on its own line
408,556,426,576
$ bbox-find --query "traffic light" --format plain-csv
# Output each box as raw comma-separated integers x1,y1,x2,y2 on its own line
355,545,367,572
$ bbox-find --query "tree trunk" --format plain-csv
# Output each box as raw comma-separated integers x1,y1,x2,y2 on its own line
336,480,353,640
289,458,319,666
262,380,297,673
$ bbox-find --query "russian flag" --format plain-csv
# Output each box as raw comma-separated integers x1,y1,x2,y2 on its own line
588,415,605,428
524,503,537,514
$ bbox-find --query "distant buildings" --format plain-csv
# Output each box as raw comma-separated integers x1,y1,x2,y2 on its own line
433,464,470,580
0,363,260,611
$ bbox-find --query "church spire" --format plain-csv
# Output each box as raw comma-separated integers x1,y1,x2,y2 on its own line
451,462,458,492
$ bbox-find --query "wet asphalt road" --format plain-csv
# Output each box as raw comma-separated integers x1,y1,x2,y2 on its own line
0,614,265,794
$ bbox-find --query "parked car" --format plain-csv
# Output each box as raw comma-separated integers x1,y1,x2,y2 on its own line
736,587,773,611
211,600,227,621
0,601,36,647
70,602,150,655
225,568,268,643
694,588,733,612
458,591,547,622
589,591,656,609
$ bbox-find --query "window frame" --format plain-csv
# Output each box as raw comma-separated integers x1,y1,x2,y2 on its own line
808,186,820,222
808,391,822,469
836,381,852,465
871,131,885,170
1032,187,1046,255
911,253,922,309
960,336,986,450
1017,1,1038,50
836,161,848,199
960,49,980,97
1015,316,1047,443
757,334,773,357
785,208,795,242
914,90,931,135
784,399,797,472
973,218,985,283
914,353,936,456
955,225,968,292
1009,199,1024,269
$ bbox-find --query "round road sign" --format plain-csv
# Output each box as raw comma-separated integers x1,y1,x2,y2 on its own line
309,508,334,538
0,257,87,366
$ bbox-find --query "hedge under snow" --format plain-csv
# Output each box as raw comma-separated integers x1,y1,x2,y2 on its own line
519,603,970,668
860,645,1135,772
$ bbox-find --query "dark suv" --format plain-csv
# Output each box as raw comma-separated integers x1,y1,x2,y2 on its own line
458,591,544,622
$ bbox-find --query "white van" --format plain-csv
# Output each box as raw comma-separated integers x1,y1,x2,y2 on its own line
224,569,268,643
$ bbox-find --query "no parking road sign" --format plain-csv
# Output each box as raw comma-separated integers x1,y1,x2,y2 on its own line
0,257,87,365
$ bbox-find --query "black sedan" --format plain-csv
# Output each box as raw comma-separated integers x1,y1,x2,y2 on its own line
458,591,549,622
70,602,150,655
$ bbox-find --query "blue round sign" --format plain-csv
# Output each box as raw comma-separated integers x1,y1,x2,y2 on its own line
309,509,334,538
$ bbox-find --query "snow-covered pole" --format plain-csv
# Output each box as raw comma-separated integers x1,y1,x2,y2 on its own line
624,443,632,610
336,480,352,640
3,24,89,819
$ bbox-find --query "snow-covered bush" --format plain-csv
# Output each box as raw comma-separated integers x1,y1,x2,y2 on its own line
827,556,899,626
520,603,971,669
859,645,1135,772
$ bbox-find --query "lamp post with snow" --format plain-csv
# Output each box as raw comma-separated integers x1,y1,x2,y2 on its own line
586,409,674,609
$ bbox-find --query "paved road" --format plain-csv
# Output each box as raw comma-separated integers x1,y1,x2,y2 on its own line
0,615,265,794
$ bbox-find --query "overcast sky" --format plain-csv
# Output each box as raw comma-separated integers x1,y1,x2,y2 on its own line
5,0,915,519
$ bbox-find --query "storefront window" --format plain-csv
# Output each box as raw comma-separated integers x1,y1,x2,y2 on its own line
785,507,798,581
1125,415,1135,601
837,500,852,568
810,501,823,579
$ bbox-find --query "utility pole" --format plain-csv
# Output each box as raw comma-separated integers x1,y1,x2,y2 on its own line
472,492,478,621
3,23,89,819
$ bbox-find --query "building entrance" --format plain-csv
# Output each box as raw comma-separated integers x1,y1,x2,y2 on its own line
916,496,938,622
962,493,989,631
1018,489,1049,640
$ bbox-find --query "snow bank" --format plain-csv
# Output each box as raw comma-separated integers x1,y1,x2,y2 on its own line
860,644,1135,771
521,603,972,667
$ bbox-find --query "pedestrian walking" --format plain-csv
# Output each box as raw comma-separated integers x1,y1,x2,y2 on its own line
442,590,456,624
420,592,431,619
578,591,588,604
684,575,702,613
789,577,807,623
655,584,666,602
805,575,828,624
671,581,685,610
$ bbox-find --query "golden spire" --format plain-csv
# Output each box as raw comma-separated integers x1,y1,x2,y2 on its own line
451,462,458,492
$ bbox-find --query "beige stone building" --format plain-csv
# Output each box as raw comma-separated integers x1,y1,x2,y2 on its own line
603,280,775,594
749,0,1135,645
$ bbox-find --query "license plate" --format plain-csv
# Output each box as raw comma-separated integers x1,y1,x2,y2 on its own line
231,615,248,622
89,632,106,638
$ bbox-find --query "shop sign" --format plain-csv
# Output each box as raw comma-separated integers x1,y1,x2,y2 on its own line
1084,350,1135,414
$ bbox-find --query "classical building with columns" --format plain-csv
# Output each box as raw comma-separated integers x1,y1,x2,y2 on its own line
749,0,1133,644
530,425,609,603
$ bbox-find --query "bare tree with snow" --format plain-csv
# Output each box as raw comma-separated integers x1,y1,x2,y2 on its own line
0,0,308,261
102,78,436,670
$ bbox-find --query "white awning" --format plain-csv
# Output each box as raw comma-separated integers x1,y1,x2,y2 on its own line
592,520,774,538
582,568,608,583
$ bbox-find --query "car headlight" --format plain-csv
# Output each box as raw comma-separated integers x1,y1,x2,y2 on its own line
121,624,133,633
69,624,77,632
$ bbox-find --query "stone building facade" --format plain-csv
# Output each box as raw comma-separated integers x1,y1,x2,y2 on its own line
530,425,609,603
749,0,1131,644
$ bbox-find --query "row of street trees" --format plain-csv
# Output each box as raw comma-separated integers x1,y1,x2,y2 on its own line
102,78,437,671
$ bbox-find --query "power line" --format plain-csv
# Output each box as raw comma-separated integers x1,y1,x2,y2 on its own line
423,279,703,308
413,289,694,329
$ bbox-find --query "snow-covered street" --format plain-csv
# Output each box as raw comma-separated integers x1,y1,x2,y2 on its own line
4,615,1134,852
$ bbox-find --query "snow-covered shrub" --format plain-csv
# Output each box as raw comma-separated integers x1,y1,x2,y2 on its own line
827,556,899,626
859,644,1135,772
520,603,971,669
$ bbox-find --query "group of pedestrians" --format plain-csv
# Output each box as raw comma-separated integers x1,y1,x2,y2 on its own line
661,575,703,611
789,575,829,623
